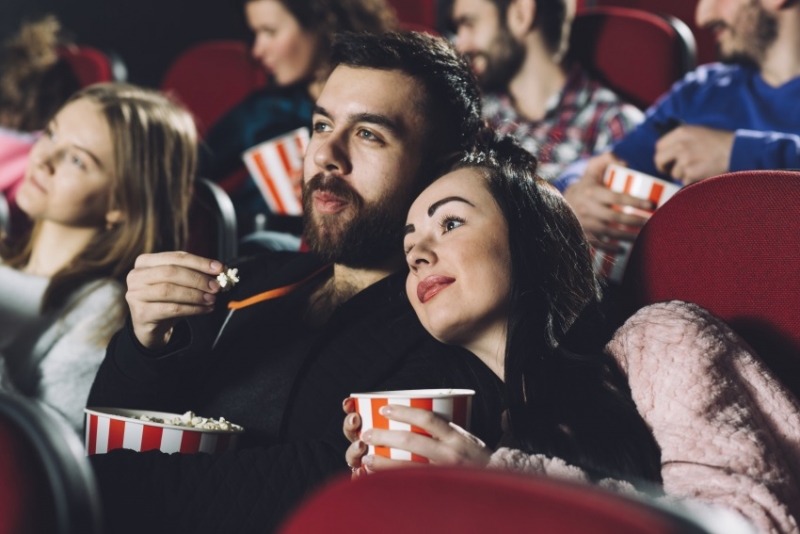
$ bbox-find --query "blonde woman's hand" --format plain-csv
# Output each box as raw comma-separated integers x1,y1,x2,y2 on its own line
358,405,492,473
126,251,225,349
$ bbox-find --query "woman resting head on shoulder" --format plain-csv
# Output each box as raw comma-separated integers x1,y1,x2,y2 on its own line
343,131,662,485
0,82,197,432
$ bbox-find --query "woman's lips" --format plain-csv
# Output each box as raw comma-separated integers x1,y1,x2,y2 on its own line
312,191,348,214
417,275,456,304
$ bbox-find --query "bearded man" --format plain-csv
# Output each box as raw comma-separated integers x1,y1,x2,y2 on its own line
560,0,800,253
87,31,504,534
451,0,644,181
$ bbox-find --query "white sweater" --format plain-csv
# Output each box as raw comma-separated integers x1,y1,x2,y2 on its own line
0,265,123,433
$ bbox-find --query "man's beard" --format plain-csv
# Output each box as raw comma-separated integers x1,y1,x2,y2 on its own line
472,27,526,93
302,173,409,268
715,0,778,68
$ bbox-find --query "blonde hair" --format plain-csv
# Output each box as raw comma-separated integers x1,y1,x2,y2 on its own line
3,83,197,341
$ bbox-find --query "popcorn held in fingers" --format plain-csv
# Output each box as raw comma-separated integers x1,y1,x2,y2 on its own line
216,267,240,292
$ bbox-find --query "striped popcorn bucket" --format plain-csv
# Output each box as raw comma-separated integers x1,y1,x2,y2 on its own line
84,408,243,456
593,164,681,283
242,126,309,216
352,389,474,463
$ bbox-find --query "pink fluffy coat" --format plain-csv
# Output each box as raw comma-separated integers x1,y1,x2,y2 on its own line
489,301,800,534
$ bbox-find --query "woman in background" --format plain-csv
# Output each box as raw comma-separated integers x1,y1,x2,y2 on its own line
202,0,398,237
0,83,196,433
0,15,81,240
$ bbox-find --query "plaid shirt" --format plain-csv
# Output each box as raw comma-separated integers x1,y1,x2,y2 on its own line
483,67,643,182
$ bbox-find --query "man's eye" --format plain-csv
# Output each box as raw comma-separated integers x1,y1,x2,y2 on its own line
358,129,379,141
312,121,331,133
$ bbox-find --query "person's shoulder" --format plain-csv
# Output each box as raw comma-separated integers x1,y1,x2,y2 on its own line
673,62,747,92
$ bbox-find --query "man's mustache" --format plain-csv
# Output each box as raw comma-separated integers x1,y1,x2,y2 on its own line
303,173,363,207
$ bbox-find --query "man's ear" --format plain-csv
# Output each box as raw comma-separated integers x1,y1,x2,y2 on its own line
506,0,537,38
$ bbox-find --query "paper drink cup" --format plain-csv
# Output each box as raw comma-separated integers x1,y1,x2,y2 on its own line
351,388,474,463
84,408,244,456
242,126,309,216
593,164,681,283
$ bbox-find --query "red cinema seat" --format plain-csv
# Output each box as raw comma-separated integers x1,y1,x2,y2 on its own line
594,0,717,65
161,40,267,138
568,7,696,109
58,45,123,86
387,0,438,30
186,177,238,263
620,170,800,399
0,393,102,534
279,468,712,534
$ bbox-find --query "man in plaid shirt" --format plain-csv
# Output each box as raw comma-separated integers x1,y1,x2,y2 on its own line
452,0,642,182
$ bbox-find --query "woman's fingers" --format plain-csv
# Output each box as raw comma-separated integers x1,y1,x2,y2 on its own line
343,412,361,443
362,428,439,459
378,405,454,439
345,439,367,468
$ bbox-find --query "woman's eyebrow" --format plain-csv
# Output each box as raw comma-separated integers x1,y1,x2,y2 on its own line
427,196,474,216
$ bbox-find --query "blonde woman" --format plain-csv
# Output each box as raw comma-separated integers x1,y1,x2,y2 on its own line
0,83,196,432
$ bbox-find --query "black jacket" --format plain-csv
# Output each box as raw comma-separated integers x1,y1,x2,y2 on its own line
88,252,505,533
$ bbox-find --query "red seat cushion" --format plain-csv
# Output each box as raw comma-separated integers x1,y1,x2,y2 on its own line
58,46,114,87
279,468,687,534
621,170,800,398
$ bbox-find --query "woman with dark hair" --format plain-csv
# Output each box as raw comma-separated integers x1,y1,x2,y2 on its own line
0,83,196,433
342,132,800,533
344,131,662,483
202,0,398,237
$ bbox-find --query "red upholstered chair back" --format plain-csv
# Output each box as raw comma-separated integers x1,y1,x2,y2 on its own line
161,40,267,137
279,468,709,534
0,393,102,534
594,0,717,65
568,7,696,109
621,170,800,399
58,45,119,87
387,0,438,29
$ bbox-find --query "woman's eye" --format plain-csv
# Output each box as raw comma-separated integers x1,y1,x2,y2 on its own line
68,153,87,170
44,127,55,141
441,216,466,233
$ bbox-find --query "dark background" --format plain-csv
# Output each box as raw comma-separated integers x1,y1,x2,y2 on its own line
0,0,249,88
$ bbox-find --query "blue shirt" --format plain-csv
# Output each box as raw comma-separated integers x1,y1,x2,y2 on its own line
555,63,800,190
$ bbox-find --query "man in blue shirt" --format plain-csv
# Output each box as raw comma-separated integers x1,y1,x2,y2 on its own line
560,0,800,251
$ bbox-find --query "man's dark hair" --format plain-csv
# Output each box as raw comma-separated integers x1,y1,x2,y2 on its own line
331,31,483,183
488,0,568,55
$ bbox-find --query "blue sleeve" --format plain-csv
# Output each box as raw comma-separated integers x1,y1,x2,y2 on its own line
730,130,800,171
611,68,710,180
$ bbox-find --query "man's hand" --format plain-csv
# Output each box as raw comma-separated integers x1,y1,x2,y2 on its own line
654,125,734,185
126,251,225,349
563,152,654,251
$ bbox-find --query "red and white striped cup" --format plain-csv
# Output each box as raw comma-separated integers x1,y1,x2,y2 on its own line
593,164,681,283
242,126,309,216
84,408,244,456
351,389,474,463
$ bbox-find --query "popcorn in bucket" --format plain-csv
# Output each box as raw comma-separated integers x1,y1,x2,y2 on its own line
84,408,244,456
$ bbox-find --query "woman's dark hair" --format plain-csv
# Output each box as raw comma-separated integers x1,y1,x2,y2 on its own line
454,131,662,484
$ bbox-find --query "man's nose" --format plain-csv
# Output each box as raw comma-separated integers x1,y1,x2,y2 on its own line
311,133,351,175
695,0,715,29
